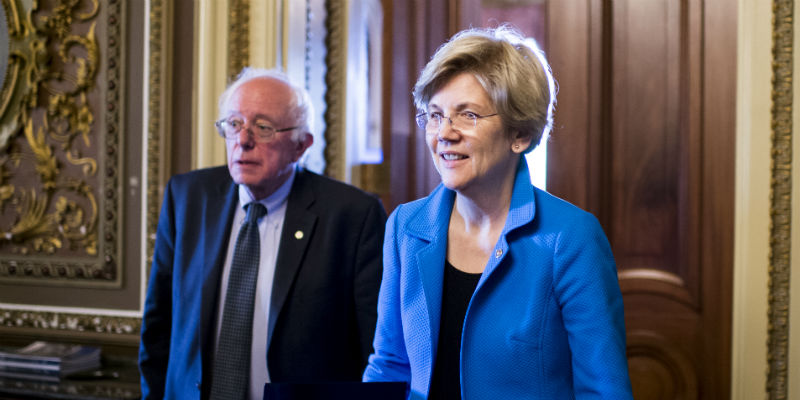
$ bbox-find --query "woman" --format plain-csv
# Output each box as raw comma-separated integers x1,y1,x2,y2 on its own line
363,26,633,399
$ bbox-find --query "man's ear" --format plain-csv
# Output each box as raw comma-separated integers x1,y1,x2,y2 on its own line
293,132,314,161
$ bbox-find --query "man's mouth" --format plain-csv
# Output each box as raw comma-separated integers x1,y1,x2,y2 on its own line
236,159,259,166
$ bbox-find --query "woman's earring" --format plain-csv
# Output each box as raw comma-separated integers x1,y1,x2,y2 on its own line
514,144,520,150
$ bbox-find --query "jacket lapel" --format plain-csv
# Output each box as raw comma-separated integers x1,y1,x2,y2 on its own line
200,175,238,368
269,169,317,340
405,185,454,373
479,159,536,281
405,160,535,383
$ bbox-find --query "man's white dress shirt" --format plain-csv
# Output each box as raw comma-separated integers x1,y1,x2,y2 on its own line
214,168,295,400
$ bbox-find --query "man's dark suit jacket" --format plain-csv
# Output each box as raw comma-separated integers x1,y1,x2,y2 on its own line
138,166,387,399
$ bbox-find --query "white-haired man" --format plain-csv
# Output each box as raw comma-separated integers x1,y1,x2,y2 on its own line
139,68,386,400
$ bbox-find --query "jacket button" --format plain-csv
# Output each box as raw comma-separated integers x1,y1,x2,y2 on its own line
495,249,503,258
196,382,201,389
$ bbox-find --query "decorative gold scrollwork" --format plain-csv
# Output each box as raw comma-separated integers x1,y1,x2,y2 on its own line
0,0,119,284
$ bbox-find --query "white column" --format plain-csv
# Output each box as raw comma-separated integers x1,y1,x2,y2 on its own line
194,0,230,169
732,0,771,398
250,0,280,69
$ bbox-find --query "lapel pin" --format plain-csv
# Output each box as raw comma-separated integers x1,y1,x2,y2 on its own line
294,230,304,240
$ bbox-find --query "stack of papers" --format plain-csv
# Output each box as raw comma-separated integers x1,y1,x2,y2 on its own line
0,341,101,381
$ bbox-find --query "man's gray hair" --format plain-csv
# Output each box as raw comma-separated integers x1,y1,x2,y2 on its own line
218,67,314,142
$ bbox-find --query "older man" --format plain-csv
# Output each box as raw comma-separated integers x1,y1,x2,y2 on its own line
139,68,386,399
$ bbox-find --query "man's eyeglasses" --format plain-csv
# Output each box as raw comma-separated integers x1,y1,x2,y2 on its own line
215,117,297,143
415,111,498,132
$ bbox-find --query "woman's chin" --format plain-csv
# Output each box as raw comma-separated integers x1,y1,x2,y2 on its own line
439,178,468,193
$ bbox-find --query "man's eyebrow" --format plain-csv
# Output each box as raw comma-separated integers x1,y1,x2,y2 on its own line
222,112,278,123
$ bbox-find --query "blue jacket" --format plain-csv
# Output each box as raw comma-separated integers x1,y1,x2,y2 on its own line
363,161,633,399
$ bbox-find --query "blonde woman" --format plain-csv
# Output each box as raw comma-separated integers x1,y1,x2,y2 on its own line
363,26,633,399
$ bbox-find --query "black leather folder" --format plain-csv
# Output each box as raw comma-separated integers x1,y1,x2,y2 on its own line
263,381,407,400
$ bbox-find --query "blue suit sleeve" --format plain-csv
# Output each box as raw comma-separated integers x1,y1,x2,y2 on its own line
363,207,412,383
353,197,388,365
553,212,633,399
138,180,176,400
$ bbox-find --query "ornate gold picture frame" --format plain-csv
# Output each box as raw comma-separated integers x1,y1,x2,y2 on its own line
768,0,792,398
0,0,159,341
0,0,123,286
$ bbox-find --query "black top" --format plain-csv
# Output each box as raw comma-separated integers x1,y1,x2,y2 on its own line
428,260,482,400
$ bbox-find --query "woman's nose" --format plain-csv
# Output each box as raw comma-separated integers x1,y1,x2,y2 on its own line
437,119,460,142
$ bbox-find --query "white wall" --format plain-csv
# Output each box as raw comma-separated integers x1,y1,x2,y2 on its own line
734,0,799,398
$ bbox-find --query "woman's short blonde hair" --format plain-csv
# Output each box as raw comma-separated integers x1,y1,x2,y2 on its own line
413,25,556,153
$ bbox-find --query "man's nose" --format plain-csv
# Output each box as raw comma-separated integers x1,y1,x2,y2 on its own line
235,127,255,147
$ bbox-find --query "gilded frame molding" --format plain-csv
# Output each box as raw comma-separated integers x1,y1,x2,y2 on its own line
322,0,389,191
323,0,346,181
0,308,139,336
0,0,124,286
768,0,792,398
228,0,250,80
145,0,170,279
0,0,167,339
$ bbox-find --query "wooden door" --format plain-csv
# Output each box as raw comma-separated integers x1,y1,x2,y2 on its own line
547,1,735,399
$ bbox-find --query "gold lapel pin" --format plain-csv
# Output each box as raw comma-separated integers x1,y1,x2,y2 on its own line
294,230,304,240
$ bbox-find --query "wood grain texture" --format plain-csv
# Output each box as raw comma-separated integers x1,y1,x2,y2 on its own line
547,0,734,398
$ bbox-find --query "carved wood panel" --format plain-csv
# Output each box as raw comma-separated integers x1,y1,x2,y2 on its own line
608,0,699,303
548,0,735,398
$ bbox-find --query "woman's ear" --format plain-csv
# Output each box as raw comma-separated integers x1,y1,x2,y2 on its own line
511,130,533,154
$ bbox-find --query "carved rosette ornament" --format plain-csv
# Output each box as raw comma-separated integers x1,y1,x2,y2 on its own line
0,0,122,285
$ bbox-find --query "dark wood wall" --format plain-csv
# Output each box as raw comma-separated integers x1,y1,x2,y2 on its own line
548,1,735,398
169,0,196,176
383,0,736,398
